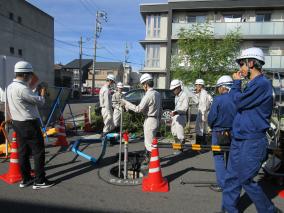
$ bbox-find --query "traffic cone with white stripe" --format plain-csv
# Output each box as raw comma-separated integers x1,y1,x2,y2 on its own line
53,116,68,146
0,132,22,184
142,138,169,192
84,111,93,132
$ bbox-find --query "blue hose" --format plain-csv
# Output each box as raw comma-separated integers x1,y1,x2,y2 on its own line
71,137,107,164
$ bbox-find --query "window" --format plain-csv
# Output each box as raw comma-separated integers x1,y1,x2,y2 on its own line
146,15,161,38
187,15,206,23
9,47,14,54
9,12,13,20
18,49,22,56
146,15,151,37
256,14,271,22
223,14,242,22
17,16,22,24
153,15,161,38
145,45,160,68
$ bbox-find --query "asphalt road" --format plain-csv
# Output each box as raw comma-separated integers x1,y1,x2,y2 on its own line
0,134,283,213
63,96,99,119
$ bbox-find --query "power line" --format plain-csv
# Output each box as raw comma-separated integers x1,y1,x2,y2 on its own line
83,0,98,11
79,0,97,18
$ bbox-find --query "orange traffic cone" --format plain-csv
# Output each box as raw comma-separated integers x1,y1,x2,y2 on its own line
142,138,169,192
84,111,93,132
278,190,284,199
0,132,22,184
53,116,68,146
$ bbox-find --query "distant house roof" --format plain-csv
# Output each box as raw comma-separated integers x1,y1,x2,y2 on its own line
63,60,123,70
63,59,93,69
54,64,63,71
94,62,123,70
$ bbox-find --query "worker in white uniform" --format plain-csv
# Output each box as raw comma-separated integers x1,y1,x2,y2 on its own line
112,82,123,132
170,79,189,154
195,79,212,144
121,73,161,170
99,74,116,137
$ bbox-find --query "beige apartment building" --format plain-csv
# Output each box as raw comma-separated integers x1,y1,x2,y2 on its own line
140,0,284,88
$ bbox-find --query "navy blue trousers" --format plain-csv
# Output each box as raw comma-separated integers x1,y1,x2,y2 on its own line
212,131,227,189
222,137,275,213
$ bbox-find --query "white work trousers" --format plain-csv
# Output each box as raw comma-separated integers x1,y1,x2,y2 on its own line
144,117,158,152
171,114,186,141
113,108,121,128
195,112,208,136
101,108,114,133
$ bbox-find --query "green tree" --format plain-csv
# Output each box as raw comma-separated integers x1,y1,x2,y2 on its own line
171,24,241,86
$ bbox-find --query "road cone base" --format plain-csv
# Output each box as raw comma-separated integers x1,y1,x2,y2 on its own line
0,173,22,184
278,190,284,198
52,140,68,146
142,176,169,192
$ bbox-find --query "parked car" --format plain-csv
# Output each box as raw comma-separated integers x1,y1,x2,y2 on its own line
122,85,132,94
87,87,100,95
123,89,175,120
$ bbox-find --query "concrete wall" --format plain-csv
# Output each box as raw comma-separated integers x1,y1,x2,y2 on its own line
0,0,54,85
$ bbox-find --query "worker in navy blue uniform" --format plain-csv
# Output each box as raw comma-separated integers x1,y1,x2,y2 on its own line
221,47,278,213
208,75,236,193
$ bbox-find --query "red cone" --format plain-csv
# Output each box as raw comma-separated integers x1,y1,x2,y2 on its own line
278,190,284,199
0,132,22,184
53,116,68,146
142,138,169,192
83,111,92,132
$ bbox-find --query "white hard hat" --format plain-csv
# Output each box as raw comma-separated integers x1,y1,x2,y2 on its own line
195,79,205,85
170,79,182,90
216,75,233,87
14,61,33,73
117,82,123,88
140,73,153,84
236,47,265,65
106,74,116,82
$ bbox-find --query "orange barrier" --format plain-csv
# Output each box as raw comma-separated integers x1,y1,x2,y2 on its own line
83,111,93,132
142,138,169,192
52,116,68,146
0,132,22,184
0,121,11,158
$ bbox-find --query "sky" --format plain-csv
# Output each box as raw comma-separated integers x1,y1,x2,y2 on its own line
27,0,167,71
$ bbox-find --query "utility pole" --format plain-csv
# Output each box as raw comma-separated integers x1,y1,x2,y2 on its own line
79,36,83,98
123,42,130,85
92,10,107,96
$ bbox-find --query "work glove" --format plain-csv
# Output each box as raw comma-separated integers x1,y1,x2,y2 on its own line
120,99,126,107
107,113,113,121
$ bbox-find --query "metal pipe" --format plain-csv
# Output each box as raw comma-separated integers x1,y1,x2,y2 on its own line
68,103,78,135
88,106,92,124
180,178,217,185
118,106,123,178
123,132,128,179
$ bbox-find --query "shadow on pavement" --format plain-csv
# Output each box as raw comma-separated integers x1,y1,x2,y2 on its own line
237,176,284,212
160,149,204,168
165,167,193,183
45,153,118,184
0,199,125,213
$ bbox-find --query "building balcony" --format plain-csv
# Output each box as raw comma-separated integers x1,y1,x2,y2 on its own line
172,21,284,39
264,55,284,70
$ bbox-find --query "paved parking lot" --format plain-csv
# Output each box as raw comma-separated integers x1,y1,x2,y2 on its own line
0,133,283,213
